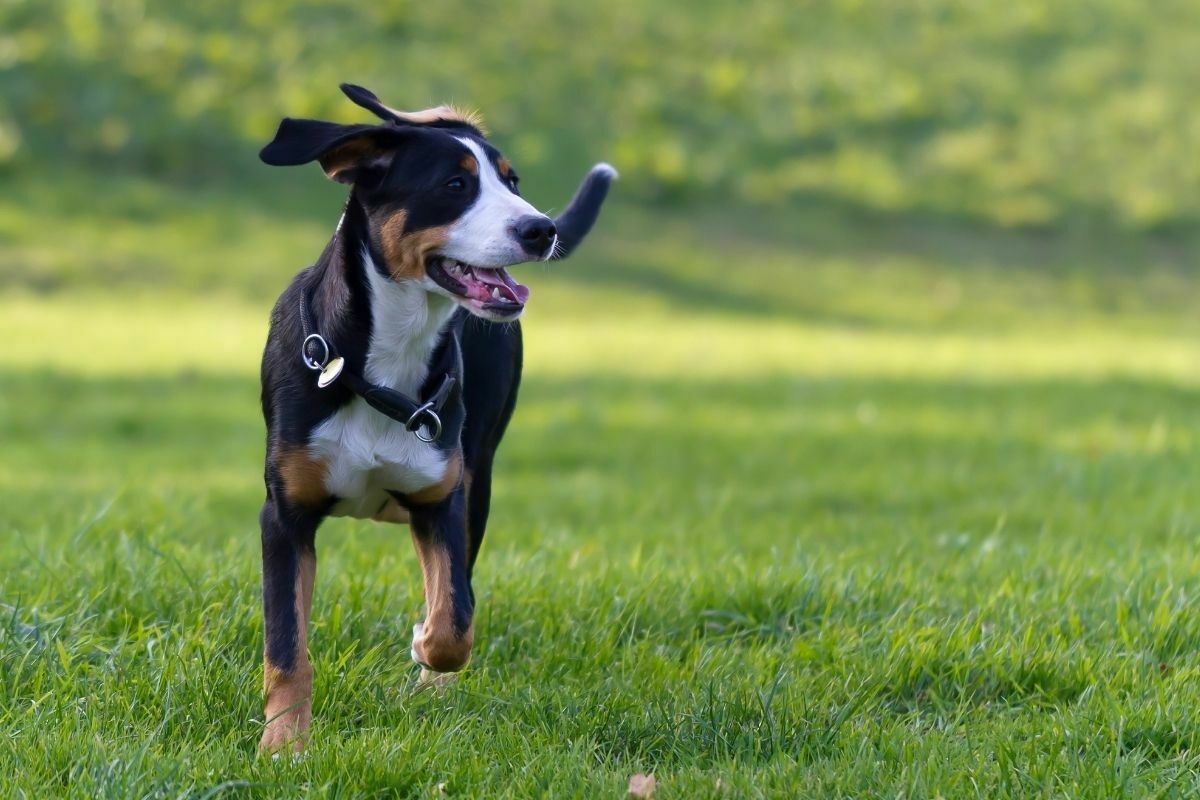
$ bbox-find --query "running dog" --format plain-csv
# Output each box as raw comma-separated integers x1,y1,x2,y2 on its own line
255,83,613,753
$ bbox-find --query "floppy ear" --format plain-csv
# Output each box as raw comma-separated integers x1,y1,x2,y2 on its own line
340,83,486,132
259,118,404,184
339,84,397,123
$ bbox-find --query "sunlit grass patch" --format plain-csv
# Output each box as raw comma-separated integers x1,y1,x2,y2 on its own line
4,291,1200,387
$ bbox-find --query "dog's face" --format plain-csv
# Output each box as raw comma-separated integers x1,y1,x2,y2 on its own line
261,94,556,322
359,127,552,322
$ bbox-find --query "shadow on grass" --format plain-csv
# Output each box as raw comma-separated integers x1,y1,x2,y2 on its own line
551,195,1200,330
7,172,1200,327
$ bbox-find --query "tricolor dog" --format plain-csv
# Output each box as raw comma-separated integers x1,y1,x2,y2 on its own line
255,84,613,753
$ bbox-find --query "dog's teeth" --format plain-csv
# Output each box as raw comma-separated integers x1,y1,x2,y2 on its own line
491,288,502,299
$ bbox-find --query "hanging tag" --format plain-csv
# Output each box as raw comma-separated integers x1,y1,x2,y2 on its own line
317,356,344,388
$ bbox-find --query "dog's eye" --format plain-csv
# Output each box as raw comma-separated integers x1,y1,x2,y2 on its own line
444,177,466,191
508,173,520,189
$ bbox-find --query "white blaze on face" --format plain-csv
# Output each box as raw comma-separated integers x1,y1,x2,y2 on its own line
444,137,542,268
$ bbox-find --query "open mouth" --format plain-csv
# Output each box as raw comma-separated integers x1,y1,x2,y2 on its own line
426,257,530,315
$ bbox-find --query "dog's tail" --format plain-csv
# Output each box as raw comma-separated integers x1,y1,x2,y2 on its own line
551,163,617,260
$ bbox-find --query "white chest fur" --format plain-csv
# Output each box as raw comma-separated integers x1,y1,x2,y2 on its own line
309,255,458,519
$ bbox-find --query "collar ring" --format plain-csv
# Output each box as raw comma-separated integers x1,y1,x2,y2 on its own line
302,333,330,370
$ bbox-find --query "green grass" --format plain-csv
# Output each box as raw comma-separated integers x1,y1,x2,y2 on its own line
4,178,1200,797
7,1,1200,793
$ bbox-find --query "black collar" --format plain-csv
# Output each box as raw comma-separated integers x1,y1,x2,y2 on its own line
300,289,459,442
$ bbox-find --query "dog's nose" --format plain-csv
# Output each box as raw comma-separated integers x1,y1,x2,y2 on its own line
513,215,557,256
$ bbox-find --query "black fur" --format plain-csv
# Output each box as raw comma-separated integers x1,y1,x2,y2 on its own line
260,500,319,673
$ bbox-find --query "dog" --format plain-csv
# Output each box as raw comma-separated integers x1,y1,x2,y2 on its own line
255,84,613,753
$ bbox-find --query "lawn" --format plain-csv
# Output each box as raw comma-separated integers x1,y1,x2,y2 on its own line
2,175,1200,797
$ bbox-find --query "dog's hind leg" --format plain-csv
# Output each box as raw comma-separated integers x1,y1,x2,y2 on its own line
408,488,475,675
258,500,320,755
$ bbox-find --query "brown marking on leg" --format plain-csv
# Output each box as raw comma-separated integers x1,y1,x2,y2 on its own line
376,210,451,281
406,450,463,506
260,549,316,754
276,445,330,508
410,525,474,673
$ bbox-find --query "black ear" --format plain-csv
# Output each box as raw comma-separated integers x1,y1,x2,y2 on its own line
339,82,486,132
259,118,404,184
340,84,397,123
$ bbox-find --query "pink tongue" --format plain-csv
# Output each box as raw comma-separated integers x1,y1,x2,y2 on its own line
474,268,530,304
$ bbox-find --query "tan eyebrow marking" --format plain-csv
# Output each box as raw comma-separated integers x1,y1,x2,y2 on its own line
496,158,511,177
460,154,479,174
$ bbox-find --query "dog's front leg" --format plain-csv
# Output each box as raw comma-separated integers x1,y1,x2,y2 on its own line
408,488,475,675
258,500,319,755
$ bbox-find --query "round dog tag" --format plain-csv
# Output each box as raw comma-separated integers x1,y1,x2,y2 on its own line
317,356,344,388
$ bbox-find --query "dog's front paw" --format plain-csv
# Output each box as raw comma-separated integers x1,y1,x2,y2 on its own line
259,683,312,756
259,703,311,756
410,619,474,673
409,622,455,694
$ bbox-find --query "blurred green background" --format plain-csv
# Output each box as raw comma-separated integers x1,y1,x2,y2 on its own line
3,0,1200,306
4,1,1200,795
5,0,1200,226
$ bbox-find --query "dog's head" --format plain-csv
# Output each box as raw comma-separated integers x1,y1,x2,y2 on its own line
261,85,576,322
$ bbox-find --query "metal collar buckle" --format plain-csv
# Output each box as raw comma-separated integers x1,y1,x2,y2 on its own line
405,402,443,443
302,333,330,370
